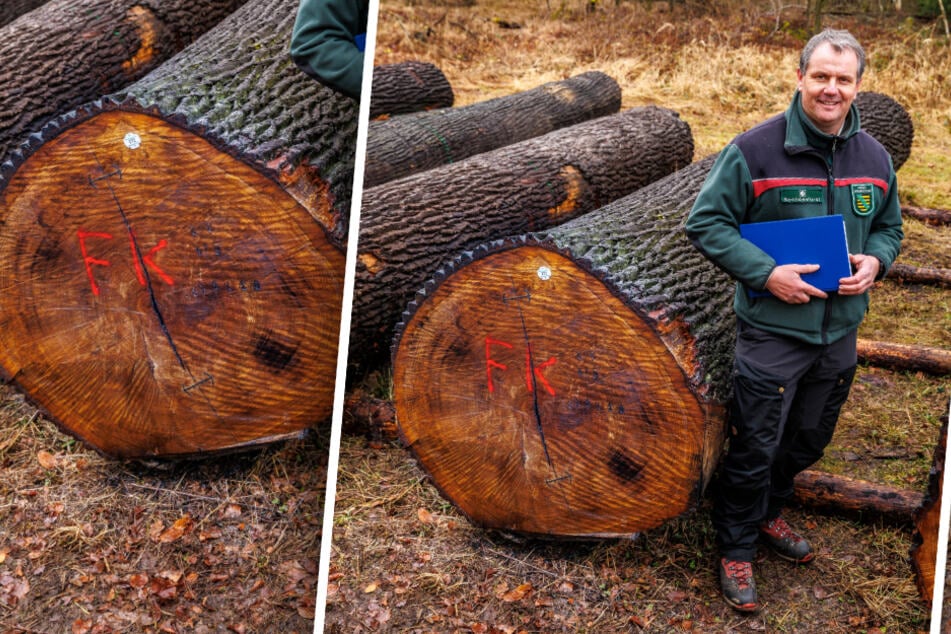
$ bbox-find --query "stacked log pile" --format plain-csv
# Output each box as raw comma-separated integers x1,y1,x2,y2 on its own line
364,71,622,187
0,0,357,458
388,91,936,538
0,0,250,161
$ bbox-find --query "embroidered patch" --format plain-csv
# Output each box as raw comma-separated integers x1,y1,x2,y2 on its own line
851,183,875,215
780,187,823,204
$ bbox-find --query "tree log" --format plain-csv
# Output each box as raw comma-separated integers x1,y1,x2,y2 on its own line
856,340,951,375
0,0,48,27
0,0,357,458
354,106,694,370
388,91,918,536
854,91,914,171
369,61,454,120
911,418,947,607
0,0,250,162
364,71,621,187
792,469,921,525
902,205,951,227
886,262,951,288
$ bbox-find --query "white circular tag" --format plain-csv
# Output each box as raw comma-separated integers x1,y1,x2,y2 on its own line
123,133,141,150
537,266,552,281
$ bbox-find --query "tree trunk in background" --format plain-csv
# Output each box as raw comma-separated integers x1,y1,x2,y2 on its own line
792,469,921,525
856,340,951,375
902,205,951,226
364,71,621,187
886,263,951,288
0,0,249,162
854,91,914,171
388,89,917,536
0,0,357,458
0,0,48,27
369,61,454,120
354,106,694,369
911,419,947,606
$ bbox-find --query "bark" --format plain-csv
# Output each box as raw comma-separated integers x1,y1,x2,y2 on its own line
364,71,621,187
886,262,951,288
902,205,951,227
0,0,250,162
854,91,914,171
388,87,918,535
0,0,48,27
369,61,454,119
911,418,947,606
792,469,921,525
354,106,694,369
0,0,357,458
856,340,951,375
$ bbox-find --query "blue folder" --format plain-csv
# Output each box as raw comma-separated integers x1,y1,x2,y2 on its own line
740,214,852,298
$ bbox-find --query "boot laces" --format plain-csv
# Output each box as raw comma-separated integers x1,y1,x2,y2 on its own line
765,517,800,541
723,559,753,589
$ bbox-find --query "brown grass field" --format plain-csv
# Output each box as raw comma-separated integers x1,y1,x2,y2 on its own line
327,1,951,633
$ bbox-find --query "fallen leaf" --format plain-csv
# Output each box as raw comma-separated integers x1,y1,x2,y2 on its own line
129,573,149,589
364,582,379,593
417,508,434,524
37,450,57,469
158,515,193,543
501,582,533,602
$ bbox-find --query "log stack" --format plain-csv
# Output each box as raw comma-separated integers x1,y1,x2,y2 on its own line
0,0,356,458
390,92,917,536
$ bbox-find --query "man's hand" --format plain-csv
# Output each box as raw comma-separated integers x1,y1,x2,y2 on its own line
764,264,828,304
838,253,880,295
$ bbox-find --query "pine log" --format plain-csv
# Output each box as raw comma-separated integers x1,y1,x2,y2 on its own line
0,0,357,458
911,418,947,606
886,262,951,288
388,91,918,536
854,91,914,171
354,106,694,370
792,469,921,525
902,205,951,227
364,71,621,187
369,61,454,120
856,340,951,375
0,0,48,27
0,0,250,162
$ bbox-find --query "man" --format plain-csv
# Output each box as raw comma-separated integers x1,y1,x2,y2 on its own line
290,0,370,100
685,29,903,612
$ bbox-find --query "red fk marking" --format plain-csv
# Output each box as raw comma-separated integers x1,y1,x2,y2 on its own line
79,228,174,295
129,230,174,286
486,336,557,396
78,229,113,297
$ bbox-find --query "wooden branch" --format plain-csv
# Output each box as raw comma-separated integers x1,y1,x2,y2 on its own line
0,0,249,161
792,469,921,525
901,205,951,227
856,340,951,375
886,262,951,287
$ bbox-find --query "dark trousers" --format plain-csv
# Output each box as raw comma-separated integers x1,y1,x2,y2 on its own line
713,320,857,561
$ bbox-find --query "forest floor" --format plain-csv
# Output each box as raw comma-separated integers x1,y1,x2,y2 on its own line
326,1,951,632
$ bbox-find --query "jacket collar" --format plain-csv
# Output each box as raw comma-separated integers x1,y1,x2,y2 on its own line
784,90,861,155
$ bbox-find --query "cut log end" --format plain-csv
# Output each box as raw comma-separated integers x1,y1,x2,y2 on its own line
393,243,724,537
0,109,345,458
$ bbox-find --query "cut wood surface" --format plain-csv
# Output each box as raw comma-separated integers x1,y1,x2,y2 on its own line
857,339,951,375
0,0,356,458
369,61,454,119
0,0,249,162
911,419,947,606
886,262,951,287
854,91,914,171
389,90,917,537
0,0,48,27
353,106,694,368
792,469,922,524
902,205,951,226
364,71,622,187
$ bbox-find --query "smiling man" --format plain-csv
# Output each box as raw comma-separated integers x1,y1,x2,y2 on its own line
685,29,903,612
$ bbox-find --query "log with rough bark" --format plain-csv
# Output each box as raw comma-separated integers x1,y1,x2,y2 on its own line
886,262,951,288
857,340,951,375
854,91,914,171
911,418,947,606
364,71,621,187
0,0,357,458
792,469,921,525
388,92,918,536
0,0,249,162
902,205,951,227
354,106,694,370
0,0,48,27
369,61,454,119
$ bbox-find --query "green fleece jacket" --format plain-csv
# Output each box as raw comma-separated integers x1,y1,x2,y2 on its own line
290,0,369,99
685,92,903,345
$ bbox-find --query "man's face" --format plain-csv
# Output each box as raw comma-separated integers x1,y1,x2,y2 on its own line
797,42,862,135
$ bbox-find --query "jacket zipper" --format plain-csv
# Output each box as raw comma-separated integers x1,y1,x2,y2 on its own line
820,136,839,345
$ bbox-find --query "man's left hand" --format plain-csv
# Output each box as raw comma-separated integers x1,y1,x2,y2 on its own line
838,254,880,295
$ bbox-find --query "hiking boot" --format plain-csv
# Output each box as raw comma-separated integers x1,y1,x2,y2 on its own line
719,557,758,612
759,516,814,563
